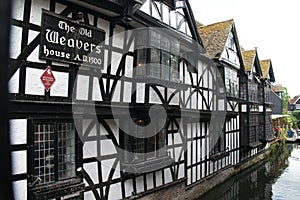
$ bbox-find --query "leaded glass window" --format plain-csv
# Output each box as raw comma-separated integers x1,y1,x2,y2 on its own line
34,121,76,185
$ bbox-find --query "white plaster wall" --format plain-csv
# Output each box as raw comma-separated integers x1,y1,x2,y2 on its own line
13,180,27,200
84,189,100,200
198,93,203,109
25,67,68,96
192,141,197,163
139,0,150,14
30,0,49,26
135,176,144,194
124,179,134,198
241,104,247,112
168,88,179,106
108,182,122,200
123,81,132,103
76,75,89,100
111,80,121,102
149,86,163,104
87,14,94,26
10,119,27,145
83,141,97,159
187,141,191,166
164,168,172,184
136,83,145,103
227,102,232,112
97,18,110,46
184,68,191,85
55,2,67,14
83,162,99,184
196,140,202,161
173,132,182,145
50,71,68,97
155,170,163,187
27,46,44,63
178,164,185,179
9,25,22,59
101,140,116,156
191,93,197,109
25,67,45,95
111,52,122,75
124,56,133,78
11,150,27,175
186,123,192,139
99,122,108,136
174,147,183,161
9,69,20,94
202,69,208,88
112,25,124,49
146,173,154,190
82,119,97,137
106,119,119,144
218,99,225,111
92,77,102,101
27,30,42,63
192,166,197,183
12,0,24,21
101,159,120,182
102,78,107,95
103,50,109,73
184,89,191,109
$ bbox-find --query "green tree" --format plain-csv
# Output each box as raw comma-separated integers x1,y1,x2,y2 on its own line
281,87,290,114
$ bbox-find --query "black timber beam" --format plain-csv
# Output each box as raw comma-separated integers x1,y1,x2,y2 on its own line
0,0,13,199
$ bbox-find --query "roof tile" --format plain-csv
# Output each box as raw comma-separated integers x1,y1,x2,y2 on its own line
198,19,233,59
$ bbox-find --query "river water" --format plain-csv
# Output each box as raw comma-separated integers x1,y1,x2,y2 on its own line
199,143,300,200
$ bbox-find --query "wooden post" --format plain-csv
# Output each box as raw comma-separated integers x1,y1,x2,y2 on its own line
0,0,13,199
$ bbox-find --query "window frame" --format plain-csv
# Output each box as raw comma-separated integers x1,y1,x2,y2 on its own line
122,116,168,164
28,119,82,189
135,48,180,82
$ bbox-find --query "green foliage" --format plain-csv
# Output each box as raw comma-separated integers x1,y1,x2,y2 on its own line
269,140,288,161
281,87,290,114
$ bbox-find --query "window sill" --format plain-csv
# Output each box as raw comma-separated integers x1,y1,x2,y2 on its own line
249,141,262,148
122,155,174,174
209,151,230,161
134,76,188,90
30,178,84,199
263,136,276,142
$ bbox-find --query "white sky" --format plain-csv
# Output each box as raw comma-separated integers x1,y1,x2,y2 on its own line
189,0,300,98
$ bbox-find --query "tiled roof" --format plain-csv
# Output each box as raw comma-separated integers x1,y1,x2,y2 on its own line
271,84,284,93
290,95,300,104
241,50,256,72
198,19,233,59
260,59,271,79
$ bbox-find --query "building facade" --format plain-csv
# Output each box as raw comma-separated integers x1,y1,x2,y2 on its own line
8,0,276,199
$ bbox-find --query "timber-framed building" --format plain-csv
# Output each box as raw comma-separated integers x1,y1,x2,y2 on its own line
8,0,277,199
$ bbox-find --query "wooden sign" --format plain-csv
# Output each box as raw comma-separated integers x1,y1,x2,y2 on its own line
40,10,105,68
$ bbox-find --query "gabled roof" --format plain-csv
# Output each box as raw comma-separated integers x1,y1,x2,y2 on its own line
271,84,284,93
290,95,300,104
260,59,275,82
242,49,262,77
198,19,233,59
241,50,256,72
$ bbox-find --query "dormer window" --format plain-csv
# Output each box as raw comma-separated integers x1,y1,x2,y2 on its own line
222,31,240,67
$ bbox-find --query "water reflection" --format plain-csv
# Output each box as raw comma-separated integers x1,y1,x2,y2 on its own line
199,143,299,200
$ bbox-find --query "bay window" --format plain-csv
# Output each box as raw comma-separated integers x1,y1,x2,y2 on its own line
135,29,180,83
